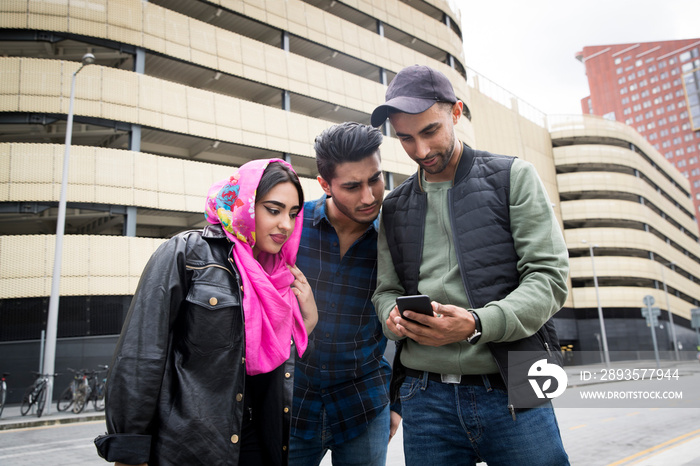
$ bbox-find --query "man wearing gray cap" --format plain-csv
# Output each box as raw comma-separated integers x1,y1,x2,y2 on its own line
371,65,570,465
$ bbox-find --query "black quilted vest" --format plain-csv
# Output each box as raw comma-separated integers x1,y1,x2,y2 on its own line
382,144,562,407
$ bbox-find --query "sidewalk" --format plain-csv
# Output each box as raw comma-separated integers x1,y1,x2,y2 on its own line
0,403,104,431
1,359,697,432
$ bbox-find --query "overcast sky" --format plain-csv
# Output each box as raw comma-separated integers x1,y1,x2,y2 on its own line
456,0,700,116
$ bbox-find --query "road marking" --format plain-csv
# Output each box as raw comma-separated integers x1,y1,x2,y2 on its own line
0,419,103,433
0,436,95,452
569,424,587,430
606,428,700,465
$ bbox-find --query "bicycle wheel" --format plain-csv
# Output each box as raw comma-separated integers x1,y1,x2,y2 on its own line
72,384,88,414
0,382,6,418
93,382,106,411
56,385,73,412
20,385,35,416
36,385,47,418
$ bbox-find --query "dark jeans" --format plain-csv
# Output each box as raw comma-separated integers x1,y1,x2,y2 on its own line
400,371,570,466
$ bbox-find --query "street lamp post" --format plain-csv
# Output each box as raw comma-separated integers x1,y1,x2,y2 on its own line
582,240,610,367
659,262,680,361
43,53,95,414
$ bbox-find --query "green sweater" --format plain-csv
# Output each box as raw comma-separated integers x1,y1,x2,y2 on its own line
373,158,569,375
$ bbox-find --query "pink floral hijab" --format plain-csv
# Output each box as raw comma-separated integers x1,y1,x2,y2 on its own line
205,158,307,375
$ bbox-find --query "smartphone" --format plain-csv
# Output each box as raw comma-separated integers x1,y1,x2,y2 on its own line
396,295,433,324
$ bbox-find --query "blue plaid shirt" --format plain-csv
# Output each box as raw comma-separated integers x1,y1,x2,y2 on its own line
292,196,392,444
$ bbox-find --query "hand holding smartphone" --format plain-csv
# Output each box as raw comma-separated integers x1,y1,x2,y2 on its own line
396,295,433,324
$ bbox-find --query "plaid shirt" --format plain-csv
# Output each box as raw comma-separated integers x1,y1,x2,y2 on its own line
292,196,392,444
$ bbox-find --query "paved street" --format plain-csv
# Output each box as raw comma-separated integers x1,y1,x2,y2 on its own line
1,360,698,465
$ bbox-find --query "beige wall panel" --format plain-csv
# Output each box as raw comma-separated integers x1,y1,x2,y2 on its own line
102,68,139,107
61,237,91,277
9,183,52,201
70,17,108,38
214,93,241,129
159,80,188,118
142,0,165,36
161,114,189,135
216,126,243,144
190,50,218,70
94,149,133,187
70,0,107,22
28,0,67,16
0,235,46,279
242,1,266,22
129,237,166,275
0,12,27,28
138,75,163,112
94,185,133,206
21,59,62,97
0,94,20,112
106,24,142,45
63,64,102,103
158,192,186,211
133,189,159,209
183,163,210,197
0,145,10,184
1,0,27,13
90,276,132,295
0,58,21,97
189,17,217,55
1,278,47,299
156,156,186,195
138,108,163,128
242,131,267,151
133,151,158,191
187,120,218,140
107,0,144,31
215,28,242,63
10,144,53,183
143,32,166,54
66,145,96,185
102,103,138,125
186,88,216,125
238,99,265,135
164,8,189,46
28,13,68,32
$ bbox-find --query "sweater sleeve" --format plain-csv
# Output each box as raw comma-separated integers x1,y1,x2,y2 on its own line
95,235,188,464
476,159,569,343
372,210,407,342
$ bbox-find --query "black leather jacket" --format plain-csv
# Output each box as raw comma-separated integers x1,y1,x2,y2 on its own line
95,224,295,466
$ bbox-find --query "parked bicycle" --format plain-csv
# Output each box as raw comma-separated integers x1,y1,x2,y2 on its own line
87,365,108,412
57,365,108,414
20,372,57,418
56,368,83,413
0,372,8,418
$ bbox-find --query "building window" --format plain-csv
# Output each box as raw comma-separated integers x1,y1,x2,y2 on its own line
615,57,622,65
617,67,624,75
658,118,667,126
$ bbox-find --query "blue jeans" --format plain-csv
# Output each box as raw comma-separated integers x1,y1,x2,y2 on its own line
400,372,569,466
289,404,390,466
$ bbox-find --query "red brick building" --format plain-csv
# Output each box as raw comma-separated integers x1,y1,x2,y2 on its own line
578,39,700,228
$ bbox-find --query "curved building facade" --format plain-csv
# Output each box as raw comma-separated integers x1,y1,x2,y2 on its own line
0,0,471,396
551,115,700,358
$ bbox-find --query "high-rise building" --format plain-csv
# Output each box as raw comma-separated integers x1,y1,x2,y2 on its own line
578,39,700,228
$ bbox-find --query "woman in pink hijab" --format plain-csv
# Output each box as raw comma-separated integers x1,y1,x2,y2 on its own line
96,159,318,466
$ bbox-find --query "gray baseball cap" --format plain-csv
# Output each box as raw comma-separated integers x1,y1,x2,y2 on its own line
371,65,457,127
